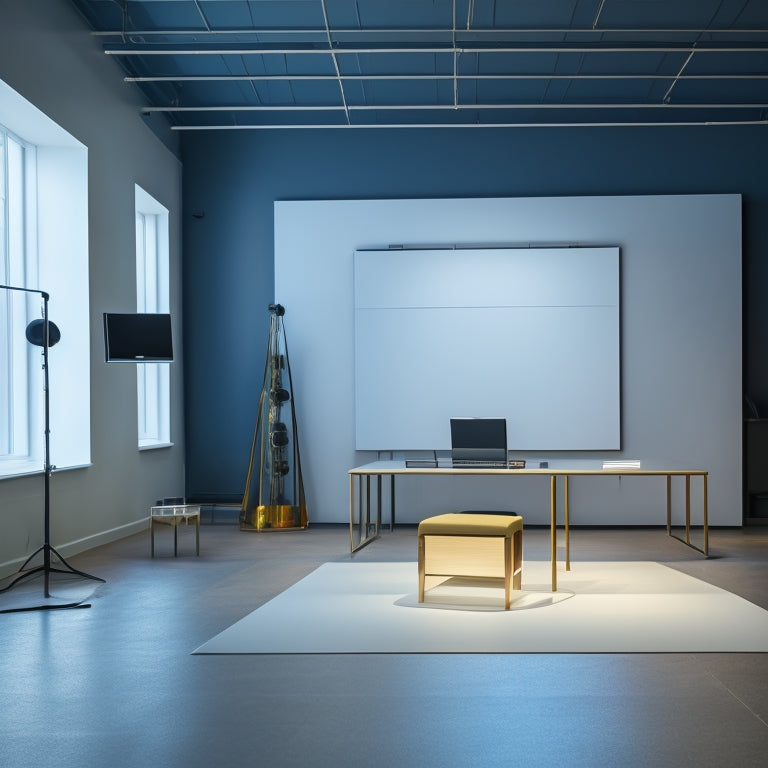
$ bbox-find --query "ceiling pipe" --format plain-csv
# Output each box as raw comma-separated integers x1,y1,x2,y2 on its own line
92,27,768,38
125,73,768,83
170,119,768,130
104,45,768,56
664,48,697,103
320,0,349,125
143,103,768,112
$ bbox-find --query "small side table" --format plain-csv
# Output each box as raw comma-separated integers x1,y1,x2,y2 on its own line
150,504,201,557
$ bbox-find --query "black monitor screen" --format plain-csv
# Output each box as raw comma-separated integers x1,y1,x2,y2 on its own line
103,313,173,362
450,417,507,462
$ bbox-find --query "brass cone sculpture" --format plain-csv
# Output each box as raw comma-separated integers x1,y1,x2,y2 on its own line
240,304,308,531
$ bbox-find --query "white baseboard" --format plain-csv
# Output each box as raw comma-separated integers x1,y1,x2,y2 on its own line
0,518,148,580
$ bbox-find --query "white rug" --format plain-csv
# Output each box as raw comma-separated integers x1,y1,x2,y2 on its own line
193,561,768,654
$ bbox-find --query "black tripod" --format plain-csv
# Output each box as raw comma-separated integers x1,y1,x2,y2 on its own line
0,285,104,613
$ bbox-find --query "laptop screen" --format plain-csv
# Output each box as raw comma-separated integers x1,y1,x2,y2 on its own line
450,418,507,464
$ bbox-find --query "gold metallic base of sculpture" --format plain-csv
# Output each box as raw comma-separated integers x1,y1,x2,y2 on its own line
239,504,308,531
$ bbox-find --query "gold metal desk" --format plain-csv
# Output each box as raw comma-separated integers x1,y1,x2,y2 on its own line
348,462,708,591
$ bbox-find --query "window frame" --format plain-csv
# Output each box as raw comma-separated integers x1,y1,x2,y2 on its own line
1,126,41,472
0,78,91,481
135,185,171,450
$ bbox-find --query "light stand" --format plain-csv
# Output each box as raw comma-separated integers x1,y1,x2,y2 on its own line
0,284,104,613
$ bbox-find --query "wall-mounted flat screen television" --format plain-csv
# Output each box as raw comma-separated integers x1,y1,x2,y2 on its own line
103,312,173,362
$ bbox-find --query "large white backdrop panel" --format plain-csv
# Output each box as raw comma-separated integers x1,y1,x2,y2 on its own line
274,195,741,526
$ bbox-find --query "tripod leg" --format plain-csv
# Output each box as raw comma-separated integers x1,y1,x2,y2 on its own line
0,544,104,612
46,544,105,583
0,565,44,594
0,601,91,614
15,545,46,572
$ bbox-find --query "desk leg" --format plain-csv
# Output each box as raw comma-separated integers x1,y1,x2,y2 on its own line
195,516,200,556
349,474,357,552
376,475,382,534
365,475,371,533
349,474,354,551
550,475,557,592
350,474,383,554
703,474,709,556
390,474,396,531
564,475,570,572
174,525,178,557
667,472,709,558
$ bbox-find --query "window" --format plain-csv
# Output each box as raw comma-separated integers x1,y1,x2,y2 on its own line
135,185,171,449
0,78,90,479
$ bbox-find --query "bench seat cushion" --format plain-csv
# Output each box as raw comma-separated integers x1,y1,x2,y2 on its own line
417,513,523,537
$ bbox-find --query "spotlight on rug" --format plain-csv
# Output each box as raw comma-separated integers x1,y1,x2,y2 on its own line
193,561,768,655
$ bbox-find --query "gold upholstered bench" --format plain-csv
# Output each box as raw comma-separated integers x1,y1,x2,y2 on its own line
417,513,523,609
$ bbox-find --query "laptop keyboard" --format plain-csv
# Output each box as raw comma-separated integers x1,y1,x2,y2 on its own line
452,460,509,468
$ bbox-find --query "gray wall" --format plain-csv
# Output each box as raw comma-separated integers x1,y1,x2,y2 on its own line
0,0,184,576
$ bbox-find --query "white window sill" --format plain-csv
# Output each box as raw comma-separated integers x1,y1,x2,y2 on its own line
138,442,175,451
0,461,92,481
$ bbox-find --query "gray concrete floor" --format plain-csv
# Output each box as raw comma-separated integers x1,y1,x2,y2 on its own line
1,522,767,768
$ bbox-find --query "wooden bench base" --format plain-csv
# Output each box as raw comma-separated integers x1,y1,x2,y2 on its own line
417,513,523,609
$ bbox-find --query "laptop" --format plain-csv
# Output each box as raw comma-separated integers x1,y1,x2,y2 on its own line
450,417,508,468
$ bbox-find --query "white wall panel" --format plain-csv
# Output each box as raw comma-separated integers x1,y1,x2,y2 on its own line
275,195,741,526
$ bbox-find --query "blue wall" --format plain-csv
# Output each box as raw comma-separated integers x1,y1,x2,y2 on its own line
181,125,768,502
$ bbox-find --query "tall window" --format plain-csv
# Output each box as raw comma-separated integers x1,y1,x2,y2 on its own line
0,77,90,479
135,185,170,449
